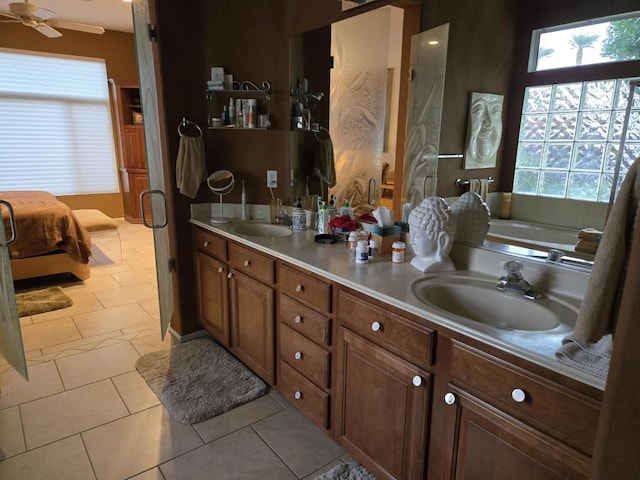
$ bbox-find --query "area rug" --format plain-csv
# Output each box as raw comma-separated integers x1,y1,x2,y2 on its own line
135,337,268,424
315,463,377,480
15,286,73,317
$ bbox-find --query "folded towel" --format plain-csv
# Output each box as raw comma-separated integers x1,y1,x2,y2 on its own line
556,334,612,379
176,135,208,199
468,179,489,202
314,136,336,189
578,227,603,240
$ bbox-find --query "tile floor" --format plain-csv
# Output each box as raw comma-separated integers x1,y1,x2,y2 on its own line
0,219,349,480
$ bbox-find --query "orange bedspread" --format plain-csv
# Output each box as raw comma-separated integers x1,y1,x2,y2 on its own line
0,191,92,263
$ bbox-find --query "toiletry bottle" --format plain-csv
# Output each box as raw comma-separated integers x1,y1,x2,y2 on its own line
235,99,243,128
222,105,230,125
356,240,369,264
228,98,236,127
500,192,512,219
241,179,247,220
368,239,380,258
348,231,358,258
317,201,328,234
340,199,351,217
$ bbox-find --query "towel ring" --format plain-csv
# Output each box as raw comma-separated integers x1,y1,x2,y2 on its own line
178,117,203,137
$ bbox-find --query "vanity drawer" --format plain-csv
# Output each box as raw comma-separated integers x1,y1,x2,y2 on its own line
228,242,275,285
338,290,434,369
280,323,330,389
278,264,331,314
450,340,600,455
279,361,330,430
279,294,330,346
193,227,227,261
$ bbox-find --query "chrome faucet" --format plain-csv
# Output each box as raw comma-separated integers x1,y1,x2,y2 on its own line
496,260,541,300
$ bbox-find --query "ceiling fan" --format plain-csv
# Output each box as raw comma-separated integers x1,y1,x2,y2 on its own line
0,0,105,38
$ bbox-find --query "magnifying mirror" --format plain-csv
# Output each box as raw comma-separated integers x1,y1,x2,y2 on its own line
207,170,235,224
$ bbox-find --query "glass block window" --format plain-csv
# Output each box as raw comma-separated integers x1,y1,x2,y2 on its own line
514,78,640,202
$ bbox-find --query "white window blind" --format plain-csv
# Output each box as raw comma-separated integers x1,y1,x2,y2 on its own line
0,48,119,195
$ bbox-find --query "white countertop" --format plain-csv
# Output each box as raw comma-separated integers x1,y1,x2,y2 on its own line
190,203,605,391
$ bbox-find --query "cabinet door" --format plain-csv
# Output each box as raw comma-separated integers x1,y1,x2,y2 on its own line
442,385,590,480
229,269,275,385
127,172,152,223
195,251,229,347
123,126,147,169
334,327,430,480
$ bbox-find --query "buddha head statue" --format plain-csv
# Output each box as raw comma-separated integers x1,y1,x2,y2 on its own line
408,197,457,272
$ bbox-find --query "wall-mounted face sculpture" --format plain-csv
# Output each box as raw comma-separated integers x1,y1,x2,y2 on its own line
464,92,504,170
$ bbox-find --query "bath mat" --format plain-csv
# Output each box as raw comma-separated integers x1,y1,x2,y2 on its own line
15,286,73,317
135,337,268,424
315,463,377,480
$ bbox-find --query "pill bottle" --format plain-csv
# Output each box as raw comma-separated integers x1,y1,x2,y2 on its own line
348,231,358,258
368,239,380,258
356,240,369,264
392,241,406,263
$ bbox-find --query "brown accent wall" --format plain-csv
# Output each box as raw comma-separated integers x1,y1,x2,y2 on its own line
0,24,139,218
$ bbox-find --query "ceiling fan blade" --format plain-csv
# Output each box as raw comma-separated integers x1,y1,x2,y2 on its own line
30,7,57,21
0,11,21,20
48,19,105,35
33,22,62,37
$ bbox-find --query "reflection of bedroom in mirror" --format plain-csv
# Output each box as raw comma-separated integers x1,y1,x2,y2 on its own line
328,5,409,215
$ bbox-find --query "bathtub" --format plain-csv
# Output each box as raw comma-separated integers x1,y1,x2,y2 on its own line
486,219,594,261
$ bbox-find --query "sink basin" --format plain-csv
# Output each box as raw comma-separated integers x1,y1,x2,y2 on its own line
411,275,577,331
227,222,293,238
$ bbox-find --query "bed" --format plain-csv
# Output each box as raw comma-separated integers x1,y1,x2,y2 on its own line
0,191,93,281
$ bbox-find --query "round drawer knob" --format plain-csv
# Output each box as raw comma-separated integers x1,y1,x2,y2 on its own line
371,321,382,332
218,267,224,274
412,375,423,387
243,260,251,267
511,388,526,403
294,351,303,360
294,391,302,400
295,284,304,293
203,241,209,247
444,392,457,405
227,272,233,279
294,315,302,324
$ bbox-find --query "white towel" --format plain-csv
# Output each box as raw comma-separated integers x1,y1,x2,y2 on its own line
468,179,489,202
176,135,208,199
555,334,612,379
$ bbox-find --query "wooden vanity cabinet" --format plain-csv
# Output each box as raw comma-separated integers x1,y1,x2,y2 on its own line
228,243,276,385
193,227,229,347
277,263,333,430
334,289,433,480
429,339,600,480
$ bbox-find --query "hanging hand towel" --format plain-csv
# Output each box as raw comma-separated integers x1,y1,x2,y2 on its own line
314,134,336,189
176,135,208,199
556,157,640,377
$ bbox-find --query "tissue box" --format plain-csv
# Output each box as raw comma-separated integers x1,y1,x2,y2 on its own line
370,225,401,255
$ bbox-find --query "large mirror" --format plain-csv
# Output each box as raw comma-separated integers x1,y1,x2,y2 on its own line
289,0,640,269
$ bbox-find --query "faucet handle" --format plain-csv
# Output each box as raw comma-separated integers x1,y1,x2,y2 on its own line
503,260,524,279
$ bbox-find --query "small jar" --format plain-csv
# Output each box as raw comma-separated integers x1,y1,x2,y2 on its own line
368,239,380,258
356,240,369,264
392,241,406,263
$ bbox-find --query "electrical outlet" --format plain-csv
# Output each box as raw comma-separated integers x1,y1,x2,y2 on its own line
267,170,278,188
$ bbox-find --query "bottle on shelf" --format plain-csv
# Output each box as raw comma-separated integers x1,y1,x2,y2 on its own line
229,98,236,127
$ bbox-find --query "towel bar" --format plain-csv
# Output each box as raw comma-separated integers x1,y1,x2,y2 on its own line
455,176,494,187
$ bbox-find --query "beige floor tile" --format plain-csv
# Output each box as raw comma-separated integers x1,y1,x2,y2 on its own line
21,317,82,352
138,298,160,320
40,332,119,356
129,468,166,480
30,292,104,324
82,404,202,480
93,283,158,309
0,435,95,480
302,459,344,480
21,379,129,449
63,274,122,295
55,342,141,390
252,407,344,478
160,427,297,480
73,303,155,337
111,371,160,414
193,393,285,443
130,329,176,356
0,362,64,408
111,267,158,287
126,256,158,270
0,406,26,459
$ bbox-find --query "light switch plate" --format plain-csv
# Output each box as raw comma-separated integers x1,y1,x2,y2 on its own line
267,170,277,188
